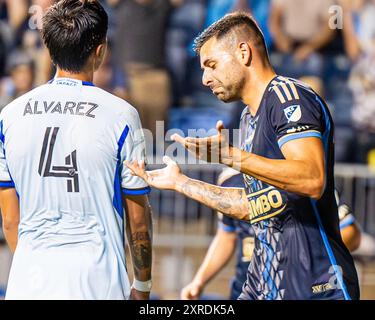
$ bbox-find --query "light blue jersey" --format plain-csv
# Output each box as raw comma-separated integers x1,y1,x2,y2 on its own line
0,78,150,299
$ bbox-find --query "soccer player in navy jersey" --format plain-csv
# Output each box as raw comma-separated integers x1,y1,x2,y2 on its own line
180,171,360,300
126,12,360,299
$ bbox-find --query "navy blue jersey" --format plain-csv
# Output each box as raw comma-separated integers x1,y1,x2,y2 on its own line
218,172,255,300
238,76,359,300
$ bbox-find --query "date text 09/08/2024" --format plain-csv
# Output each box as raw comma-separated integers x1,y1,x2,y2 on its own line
139,304,235,317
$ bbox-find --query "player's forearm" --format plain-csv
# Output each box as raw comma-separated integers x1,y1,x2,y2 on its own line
228,148,324,199
193,231,236,286
125,196,153,281
128,230,152,281
174,175,250,221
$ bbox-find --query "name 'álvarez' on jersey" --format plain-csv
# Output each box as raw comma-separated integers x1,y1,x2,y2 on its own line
23,100,99,118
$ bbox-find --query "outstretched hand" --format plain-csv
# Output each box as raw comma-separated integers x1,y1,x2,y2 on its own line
171,120,233,165
124,156,183,191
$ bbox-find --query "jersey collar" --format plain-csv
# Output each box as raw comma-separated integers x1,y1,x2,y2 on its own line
47,78,95,87
250,75,279,119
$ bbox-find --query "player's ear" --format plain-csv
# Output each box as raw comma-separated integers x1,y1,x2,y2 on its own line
237,42,252,67
94,42,107,70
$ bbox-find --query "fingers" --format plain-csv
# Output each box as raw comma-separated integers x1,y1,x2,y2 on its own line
171,134,206,159
190,286,199,297
216,120,225,133
124,160,148,182
180,287,195,300
171,133,186,147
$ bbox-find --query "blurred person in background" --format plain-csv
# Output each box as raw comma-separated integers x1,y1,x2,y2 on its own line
0,28,6,78
335,189,375,258
0,0,54,85
165,0,206,106
340,0,375,164
0,0,29,51
93,43,128,100
0,50,35,110
269,0,336,79
113,0,183,138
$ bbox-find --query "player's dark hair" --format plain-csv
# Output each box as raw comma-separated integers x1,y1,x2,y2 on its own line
41,0,108,73
194,12,270,64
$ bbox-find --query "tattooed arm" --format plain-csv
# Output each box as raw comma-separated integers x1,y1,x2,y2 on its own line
176,176,250,221
125,157,250,221
124,194,153,300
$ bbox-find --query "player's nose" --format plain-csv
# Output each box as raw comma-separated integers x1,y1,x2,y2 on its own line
202,70,213,87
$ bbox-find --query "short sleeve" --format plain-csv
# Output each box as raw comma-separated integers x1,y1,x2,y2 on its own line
0,119,15,188
268,79,324,149
120,111,150,196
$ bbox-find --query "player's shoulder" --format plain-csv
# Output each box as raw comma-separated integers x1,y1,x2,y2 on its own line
267,75,317,107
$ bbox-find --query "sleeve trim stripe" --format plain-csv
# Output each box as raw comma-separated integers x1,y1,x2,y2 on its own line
218,221,236,233
122,187,151,195
271,85,286,103
278,76,300,99
289,82,300,100
271,78,300,102
278,131,322,148
339,215,356,230
0,181,15,188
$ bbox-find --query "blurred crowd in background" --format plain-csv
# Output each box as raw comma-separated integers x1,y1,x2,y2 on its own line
0,0,375,163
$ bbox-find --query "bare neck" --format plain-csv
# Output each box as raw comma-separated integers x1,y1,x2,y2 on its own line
242,67,276,116
55,68,94,83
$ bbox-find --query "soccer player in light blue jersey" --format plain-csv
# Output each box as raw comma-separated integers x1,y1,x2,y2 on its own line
0,0,152,300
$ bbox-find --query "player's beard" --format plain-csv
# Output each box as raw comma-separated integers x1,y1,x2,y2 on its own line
215,77,245,103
